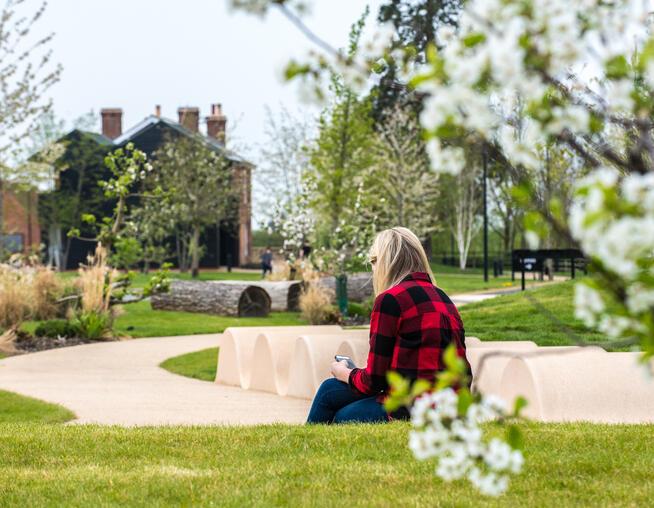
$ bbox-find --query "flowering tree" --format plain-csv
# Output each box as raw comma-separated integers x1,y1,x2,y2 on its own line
410,0,654,361
367,103,441,241
0,0,61,255
235,0,654,494
268,185,315,265
151,136,238,277
257,106,314,217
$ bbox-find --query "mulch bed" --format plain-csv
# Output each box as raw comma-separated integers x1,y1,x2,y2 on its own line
13,331,116,354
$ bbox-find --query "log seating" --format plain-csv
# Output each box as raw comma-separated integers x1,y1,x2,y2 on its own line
152,280,272,317
214,326,654,423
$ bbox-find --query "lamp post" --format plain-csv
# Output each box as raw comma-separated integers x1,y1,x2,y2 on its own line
483,148,489,282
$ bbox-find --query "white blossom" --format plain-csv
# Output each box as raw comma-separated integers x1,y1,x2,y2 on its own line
409,389,522,496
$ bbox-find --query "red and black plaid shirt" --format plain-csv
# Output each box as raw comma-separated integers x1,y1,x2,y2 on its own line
349,271,471,401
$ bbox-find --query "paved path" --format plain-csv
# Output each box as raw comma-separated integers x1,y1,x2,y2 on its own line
450,287,522,306
0,285,538,426
0,334,310,426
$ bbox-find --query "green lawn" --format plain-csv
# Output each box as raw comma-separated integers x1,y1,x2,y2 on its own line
114,301,307,338
459,280,610,347
58,269,262,288
0,422,651,506
0,390,75,424
160,347,218,381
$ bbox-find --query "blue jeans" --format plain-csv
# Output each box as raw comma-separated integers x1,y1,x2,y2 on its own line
306,378,389,424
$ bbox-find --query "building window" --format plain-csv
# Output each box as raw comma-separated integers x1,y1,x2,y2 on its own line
2,234,24,253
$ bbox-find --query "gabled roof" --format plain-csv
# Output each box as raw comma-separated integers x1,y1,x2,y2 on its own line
112,115,253,166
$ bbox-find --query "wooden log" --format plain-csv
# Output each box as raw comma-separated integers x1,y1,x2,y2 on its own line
208,280,303,312
315,273,373,302
151,280,271,317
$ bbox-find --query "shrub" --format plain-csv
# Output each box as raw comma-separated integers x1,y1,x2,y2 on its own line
0,266,32,328
347,302,364,317
34,320,80,339
71,311,112,340
361,297,374,318
110,237,143,270
299,284,338,324
31,268,64,320
77,245,115,315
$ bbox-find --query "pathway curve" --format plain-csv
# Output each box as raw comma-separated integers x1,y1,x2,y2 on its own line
0,284,548,426
0,334,310,426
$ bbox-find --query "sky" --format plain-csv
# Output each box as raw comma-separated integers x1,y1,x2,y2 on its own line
42,0,382,158
37,0,384,225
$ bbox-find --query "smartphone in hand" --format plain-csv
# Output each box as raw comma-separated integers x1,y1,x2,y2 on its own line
335,355,356,369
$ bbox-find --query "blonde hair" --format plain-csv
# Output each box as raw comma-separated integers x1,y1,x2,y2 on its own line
369,227,435,295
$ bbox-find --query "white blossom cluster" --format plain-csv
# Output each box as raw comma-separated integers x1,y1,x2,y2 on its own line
415,0,651,175
268,192,315,264
570,169,654,343
404,0,654,355
100,157,153,197
409,389,523,497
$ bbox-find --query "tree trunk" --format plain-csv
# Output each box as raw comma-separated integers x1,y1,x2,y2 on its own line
0,179,5,259
176,230,189,273
190,225,201,278
151,280,271,317
315,273,373,302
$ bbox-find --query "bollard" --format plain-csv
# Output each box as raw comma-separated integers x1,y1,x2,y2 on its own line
336,273,348,317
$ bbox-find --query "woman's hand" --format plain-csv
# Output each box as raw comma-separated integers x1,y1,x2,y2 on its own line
331,360,352,383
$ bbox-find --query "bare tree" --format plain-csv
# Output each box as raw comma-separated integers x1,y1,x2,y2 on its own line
0,0,61,254
441,153,482,269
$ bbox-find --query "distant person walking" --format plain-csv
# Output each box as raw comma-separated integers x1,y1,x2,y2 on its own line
261,247,273,278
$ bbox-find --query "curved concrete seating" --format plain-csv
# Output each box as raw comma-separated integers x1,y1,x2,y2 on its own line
248,328,359,395
499,350,653,423
335,336,371,367
285,331,371,399
215,326,341,389
215,326,654,423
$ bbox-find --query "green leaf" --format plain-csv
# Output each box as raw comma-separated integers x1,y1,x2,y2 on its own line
513,396,528,417
605,55,630,80
506,424,524,450
81,213,96,224
637,38,654,71
457,388,473,416
443,344,465,374
463,33,486,48
435,371,458,391
410,379,431,398
589,112,604,134
387,371,410,396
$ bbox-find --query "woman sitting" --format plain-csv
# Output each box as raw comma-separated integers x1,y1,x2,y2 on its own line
306,227,471,424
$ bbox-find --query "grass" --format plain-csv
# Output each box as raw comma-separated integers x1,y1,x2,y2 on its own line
0,390,75,424
160,347,218,381
161,281,598,385
459,280,610,347
57,269,262,289
112,301,307,338
23,266,558,340
0,422,652,506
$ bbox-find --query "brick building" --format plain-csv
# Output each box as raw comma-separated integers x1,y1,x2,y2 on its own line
1,184,41,253
47,104,253,270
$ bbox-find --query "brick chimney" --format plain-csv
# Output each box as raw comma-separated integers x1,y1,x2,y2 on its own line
206,103,227,144
101,108,123,139
178,107,200,133
154,104,161,118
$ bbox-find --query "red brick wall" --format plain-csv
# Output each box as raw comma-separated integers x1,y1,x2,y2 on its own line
2,186,41,252
235,164,252,266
